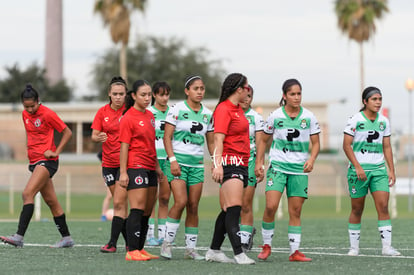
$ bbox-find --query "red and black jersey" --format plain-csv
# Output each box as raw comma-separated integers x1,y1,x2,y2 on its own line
91,104,125,168
22,104,67,164
213,99,250,167
119,107,156,170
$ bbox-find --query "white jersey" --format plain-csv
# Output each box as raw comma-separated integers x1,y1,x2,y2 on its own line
165,101,213,167
244,108,264,160
343,111,391,171
148,105,169,160
265,106,320,175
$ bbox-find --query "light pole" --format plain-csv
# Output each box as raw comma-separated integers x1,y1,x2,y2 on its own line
405,78,414,212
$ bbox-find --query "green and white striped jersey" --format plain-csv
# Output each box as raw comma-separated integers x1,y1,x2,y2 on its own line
165,101,213,167
343,111,391,171
244,108,264,160
148,105,169,160
265,106,320,175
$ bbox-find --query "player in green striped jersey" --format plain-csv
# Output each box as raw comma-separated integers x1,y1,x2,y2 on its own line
343,86,400,256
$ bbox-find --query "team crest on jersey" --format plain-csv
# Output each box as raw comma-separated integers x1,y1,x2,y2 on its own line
379,122,385,131
104,117,109,122
135,176,144,185
300,119,307,129
351,186,357,194
203,114,209,124
34,119,42,127
247,116,253,123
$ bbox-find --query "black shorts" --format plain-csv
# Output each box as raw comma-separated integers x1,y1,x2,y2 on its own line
127,168,157,191
222,165,249,188
102,167,120,187
28,160,59,178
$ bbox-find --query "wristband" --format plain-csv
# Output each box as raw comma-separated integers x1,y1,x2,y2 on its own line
169,156,177,162
261,165,265,169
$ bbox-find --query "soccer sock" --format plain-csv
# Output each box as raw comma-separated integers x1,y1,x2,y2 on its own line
239,224,253,245
185,227,198,249
147,218,155,239
261,221,275,246
288,225,302,255
109,216,124,247
210,210,226,250
165,217,180,243
16,203,34,236
225,205,243,255
378,220,392,248
138,215,150,250
53,213,71,237
158,218,167,240
126,208,144,251
122,218,128,246
348,223,361,250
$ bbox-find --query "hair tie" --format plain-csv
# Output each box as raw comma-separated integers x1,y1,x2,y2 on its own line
185,75,202,88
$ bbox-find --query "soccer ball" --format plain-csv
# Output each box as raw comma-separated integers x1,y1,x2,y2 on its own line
105,208,114,221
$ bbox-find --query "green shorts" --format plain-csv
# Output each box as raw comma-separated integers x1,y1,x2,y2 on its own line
247,158,257,187
158,159,168,175
265,166,308,198
165,161,204,186
347,168,389,198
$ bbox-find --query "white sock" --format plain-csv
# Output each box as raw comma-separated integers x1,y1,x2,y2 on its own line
378,225,392,248
165,221,180,243
348,229,360,250
147,223,155,239
240,231,251,245
185,234,198,249
288,233,301,255
158,224,166,240
262,228,274,246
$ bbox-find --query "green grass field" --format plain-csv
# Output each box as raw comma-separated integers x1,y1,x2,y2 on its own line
1,194,414,274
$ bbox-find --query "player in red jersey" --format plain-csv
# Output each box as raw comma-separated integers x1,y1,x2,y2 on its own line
0,84,74,248
205,73,255,265
119,80,163,261
91,76,128,253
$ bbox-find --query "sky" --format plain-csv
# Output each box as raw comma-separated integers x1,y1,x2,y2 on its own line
1,0,414,145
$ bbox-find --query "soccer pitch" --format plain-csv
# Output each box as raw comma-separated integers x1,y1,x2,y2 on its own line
1,195,413,274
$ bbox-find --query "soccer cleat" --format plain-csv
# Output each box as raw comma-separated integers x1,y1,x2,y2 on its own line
184,248,205,260
347,248,359,256
157,238,164,245
50,236,75,248
289,250,312,262
160,241,172,259
140,249,160,259
205,249,235,263
125,249,151,261
382,246,401,256
146,237,160,246
101,215,107,222
234,252,256,265
100,243,116,253
257,244,271,260
0,234,24,248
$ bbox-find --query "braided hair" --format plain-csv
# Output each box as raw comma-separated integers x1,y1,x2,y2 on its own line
216,73,247,109
279,79,302,106
123,79,151,115
20,84,39,102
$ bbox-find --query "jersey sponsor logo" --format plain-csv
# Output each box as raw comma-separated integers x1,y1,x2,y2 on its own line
135,176,144,185
234,112,240,118
25,118,29,124
357,123,365,130
286,128,300,141
138,121,144,127
104,117,109,122
276,121,283,128
34,119,42,127
134,231,141,238
182,112,189,119
366,130,379,143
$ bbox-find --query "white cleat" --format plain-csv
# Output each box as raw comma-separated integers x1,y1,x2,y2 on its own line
234,252,256,265
205,249,235,263
184,248,204,260
382,246,401,256
160,241,172,259
347,248,359,256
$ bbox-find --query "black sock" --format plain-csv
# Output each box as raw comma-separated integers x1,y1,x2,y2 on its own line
122,218,128,247
210,210,226,250
17,204,34,236
109,216,124,247
225,206,242,255
138,216,150,250
53,214,70,237
126,209,144,251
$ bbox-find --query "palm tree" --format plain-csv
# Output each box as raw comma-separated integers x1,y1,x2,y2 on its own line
94,0,147,82
335,0,389,95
